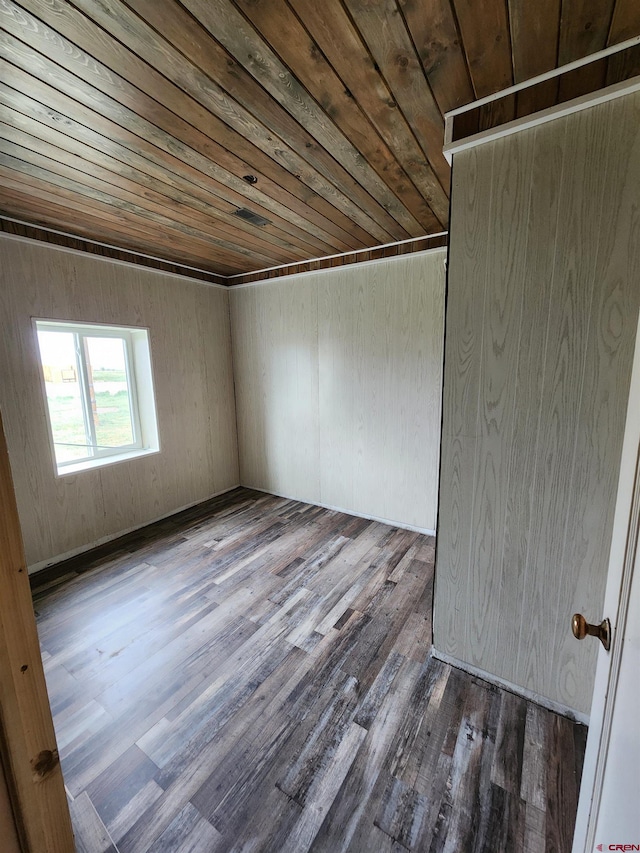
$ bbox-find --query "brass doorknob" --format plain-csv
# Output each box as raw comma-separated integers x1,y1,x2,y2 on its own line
571,613,611,651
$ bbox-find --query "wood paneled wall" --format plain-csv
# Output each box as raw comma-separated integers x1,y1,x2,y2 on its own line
435,92,640,715
0,236,238,569
230,251,445,532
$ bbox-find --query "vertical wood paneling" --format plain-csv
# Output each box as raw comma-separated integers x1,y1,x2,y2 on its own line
230,252,445,531
317,268,355,513
0,236,239,568
230,276,321,506
384,257,444,526
322,262,387,522
319,254,444,528
467,131,535,675
551,94,640,704
498,119,566,688
434,144,493,658
517,103,611,712
436,91,640,715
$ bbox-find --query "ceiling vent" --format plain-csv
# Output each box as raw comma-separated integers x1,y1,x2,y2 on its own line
233,208,270,227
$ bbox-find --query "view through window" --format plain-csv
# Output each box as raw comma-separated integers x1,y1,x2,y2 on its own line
35,320,158,472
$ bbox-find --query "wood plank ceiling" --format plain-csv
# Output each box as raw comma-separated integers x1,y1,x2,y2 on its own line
0,0,639,276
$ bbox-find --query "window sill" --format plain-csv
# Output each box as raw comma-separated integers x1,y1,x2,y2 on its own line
56,447,159,477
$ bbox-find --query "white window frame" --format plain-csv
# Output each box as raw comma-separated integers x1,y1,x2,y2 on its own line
34,319,159,475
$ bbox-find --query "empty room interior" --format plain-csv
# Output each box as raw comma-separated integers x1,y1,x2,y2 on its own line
1,2,640,852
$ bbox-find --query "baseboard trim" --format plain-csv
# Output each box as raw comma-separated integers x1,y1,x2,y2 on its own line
27,484,241,575
431,647,589,725
245,485,436,536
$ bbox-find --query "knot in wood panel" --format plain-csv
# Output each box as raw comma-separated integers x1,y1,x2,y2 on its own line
31,749,60,781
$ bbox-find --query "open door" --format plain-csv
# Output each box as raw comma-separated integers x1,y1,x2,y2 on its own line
572,315,640,851
0,411,75,852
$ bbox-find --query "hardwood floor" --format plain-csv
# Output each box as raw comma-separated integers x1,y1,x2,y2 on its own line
31,488,586,852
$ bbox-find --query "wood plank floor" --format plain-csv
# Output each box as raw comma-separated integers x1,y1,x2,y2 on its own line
31,488,587,853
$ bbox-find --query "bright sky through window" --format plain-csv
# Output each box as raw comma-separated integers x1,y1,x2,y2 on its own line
35,320,158,473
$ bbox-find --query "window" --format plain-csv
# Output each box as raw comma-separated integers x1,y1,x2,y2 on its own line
35,320,159,474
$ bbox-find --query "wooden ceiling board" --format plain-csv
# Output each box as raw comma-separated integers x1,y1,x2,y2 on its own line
398,0,475,114
0,182,244,275
1,2,376,261
0,158,277,272
288,0,448,222
0,88,339,261
609,0,640,43
0,86,357,270
0,126,321,266
229,0,446,230
557,55,609,102
22,0,355,253
176,0,414,238
341,0,451,191
606,42,640,84
558,0,617,63
451,0,514,97
118,0,385,249
85,0,389,244
0,9,343,262
0,85,361,261
507,0,561,117
450,40,640,143
4,110,332,261
6,0,374,249
0,0,639,276
508,0,561,81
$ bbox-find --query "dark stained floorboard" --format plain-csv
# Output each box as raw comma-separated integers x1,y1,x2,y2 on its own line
31,488,586,853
